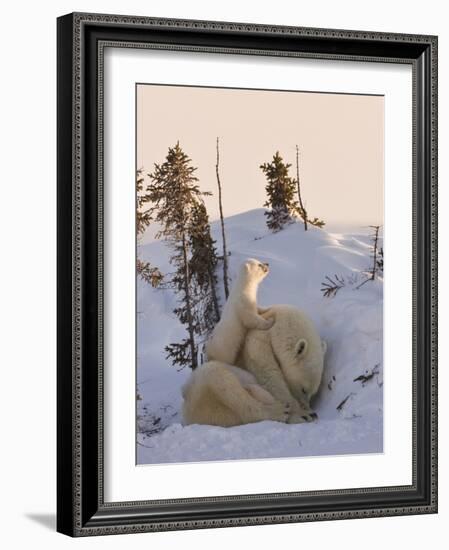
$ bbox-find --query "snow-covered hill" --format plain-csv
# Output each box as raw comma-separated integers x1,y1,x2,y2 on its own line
137,209,383,464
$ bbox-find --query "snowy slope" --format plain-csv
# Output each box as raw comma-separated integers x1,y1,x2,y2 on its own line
137,209,383,464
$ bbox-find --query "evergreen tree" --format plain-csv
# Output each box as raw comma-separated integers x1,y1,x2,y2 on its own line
136,169,163,287
136,168,152,235
260,151,299,232
188,200,221,335
146,142,209,370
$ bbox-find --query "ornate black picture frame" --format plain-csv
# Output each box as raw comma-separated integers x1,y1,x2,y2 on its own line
57,12,438,537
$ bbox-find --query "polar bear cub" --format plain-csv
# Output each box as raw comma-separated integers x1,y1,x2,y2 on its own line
205,258,274,364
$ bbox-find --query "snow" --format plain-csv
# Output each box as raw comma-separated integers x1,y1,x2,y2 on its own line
137,209,383,464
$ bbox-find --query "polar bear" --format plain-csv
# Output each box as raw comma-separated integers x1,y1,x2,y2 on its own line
236,304,327,423
182,361,291,427
205,258,274,365
182,305,325,427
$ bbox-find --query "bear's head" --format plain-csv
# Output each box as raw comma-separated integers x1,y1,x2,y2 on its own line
266,305,327,407
242,258,270,283
289,337,327,406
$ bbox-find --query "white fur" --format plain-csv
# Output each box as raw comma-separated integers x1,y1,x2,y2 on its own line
205,258,274,364
182,361,290,427
237,304,327,423
182,305,326,427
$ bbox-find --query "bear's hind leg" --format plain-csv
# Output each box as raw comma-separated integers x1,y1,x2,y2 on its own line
204,363,289,425
245,384,276,405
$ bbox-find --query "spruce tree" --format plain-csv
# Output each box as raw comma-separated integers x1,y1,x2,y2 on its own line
146,143,209,370
136,168,152,235
189,200,221,330
260,151,299,232
136,169,163,287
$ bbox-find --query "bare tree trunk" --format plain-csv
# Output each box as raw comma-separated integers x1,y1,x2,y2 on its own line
296,145,308,231
370,225,380,280
181,231,197,369
216,137,230,299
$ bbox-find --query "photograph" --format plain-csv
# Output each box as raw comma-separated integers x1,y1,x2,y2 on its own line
135,83,385,465
54,10,437,537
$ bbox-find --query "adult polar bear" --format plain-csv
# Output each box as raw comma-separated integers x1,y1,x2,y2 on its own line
237,304,327,422
182,304,326,426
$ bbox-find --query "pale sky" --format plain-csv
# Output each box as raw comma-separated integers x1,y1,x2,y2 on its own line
137,84,384,232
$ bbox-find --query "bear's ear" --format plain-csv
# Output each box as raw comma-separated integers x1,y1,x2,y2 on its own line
295,338,308,357
321,339,327,355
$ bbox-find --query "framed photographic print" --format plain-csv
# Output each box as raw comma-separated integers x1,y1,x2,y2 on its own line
57,12,438,536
